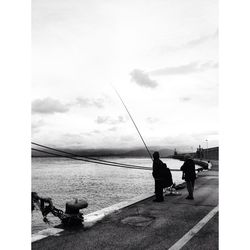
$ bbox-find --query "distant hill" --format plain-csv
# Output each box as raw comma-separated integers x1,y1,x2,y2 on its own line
31,146,174,158
120,148,174,157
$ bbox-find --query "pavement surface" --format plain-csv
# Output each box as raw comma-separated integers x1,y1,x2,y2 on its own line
32,164,218,250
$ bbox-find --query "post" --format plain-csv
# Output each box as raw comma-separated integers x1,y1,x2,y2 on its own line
206,139,208,160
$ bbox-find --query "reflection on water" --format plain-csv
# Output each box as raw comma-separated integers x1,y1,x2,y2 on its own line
32,157,184,233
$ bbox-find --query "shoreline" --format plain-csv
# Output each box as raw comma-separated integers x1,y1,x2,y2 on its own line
32,160,218,249
32,192,155,242
32,159,213,242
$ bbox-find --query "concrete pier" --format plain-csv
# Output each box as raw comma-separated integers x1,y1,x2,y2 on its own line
32,162,218,250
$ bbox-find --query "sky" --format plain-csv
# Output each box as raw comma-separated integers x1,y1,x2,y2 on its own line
32,0,218,151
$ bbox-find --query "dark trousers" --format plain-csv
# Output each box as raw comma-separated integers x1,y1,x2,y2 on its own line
186,179,195,198
155,179,163,201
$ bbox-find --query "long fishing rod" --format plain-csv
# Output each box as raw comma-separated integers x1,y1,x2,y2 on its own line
112,85,153,161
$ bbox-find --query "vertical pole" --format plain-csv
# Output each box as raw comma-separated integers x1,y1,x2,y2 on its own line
206,139,208,160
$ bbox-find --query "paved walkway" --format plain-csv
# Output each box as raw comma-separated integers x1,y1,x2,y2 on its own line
32,165,218,250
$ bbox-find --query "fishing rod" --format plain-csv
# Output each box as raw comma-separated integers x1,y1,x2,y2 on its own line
112,85,153,161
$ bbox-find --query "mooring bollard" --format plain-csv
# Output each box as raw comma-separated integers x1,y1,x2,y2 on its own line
66,198,88,214
62,199,88,227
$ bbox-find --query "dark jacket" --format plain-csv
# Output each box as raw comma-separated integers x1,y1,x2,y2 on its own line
152,159,165,179
161,165,173,187
153,160,173,187
180,159,196,181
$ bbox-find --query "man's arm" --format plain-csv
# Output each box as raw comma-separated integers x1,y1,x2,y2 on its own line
180,162,186,171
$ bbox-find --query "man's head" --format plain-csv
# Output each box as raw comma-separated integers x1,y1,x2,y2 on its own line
153,151,160,160
184,154,191,160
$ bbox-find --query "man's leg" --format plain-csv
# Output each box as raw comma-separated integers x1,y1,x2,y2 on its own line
186,180,194,199
191,179,195,197
155,180,164,201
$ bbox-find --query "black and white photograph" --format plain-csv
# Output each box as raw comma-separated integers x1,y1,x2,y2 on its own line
30,0,220,249
4,0,250,249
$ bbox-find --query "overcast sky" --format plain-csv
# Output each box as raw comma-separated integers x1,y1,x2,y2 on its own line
32,0,218,151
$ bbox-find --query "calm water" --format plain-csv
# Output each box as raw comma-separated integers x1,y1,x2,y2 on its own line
32,157,185,233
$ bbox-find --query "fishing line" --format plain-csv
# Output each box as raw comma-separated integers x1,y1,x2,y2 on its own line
111,85,153,161
31,148,152,171
32,142,148,169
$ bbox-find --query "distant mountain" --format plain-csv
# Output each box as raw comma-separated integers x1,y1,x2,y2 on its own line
31,146,174,158
121,148,174,157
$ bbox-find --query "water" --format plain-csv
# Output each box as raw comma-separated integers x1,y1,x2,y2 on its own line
32,157,185,233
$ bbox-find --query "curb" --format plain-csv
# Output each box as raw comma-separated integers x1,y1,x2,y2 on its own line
32,193,154,243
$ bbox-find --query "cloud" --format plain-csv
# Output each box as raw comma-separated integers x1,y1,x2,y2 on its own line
75,97,104,108
96,116,109,124
162,131,219,150
150,61,218,76
146,117,159,124
51,133,94,147
179,97,191,102
108,126,118,132
32,96,106,115
120,135,135,142
192,130,219,139
82,130,101,137
92,130,101,134
155,30,218,54
32,119,45,134
183,30,218,49
96,115,126,125
130,69,158,88
32,97,69,114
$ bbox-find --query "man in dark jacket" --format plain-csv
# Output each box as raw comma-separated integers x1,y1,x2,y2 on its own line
180,155,196,200
152,151,166,202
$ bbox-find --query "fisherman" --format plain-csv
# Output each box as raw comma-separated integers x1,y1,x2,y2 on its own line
180,154,196,200
152,151,166,202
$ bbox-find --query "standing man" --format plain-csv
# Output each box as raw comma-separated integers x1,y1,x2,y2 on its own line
152,151,165,202
180,155,196,200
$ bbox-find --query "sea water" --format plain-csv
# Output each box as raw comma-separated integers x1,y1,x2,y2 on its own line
32,157,185,233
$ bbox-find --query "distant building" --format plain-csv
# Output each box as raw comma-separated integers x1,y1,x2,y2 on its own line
196,145,204,159
174,148,178,156
171,146,219,161
206,146,219,160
